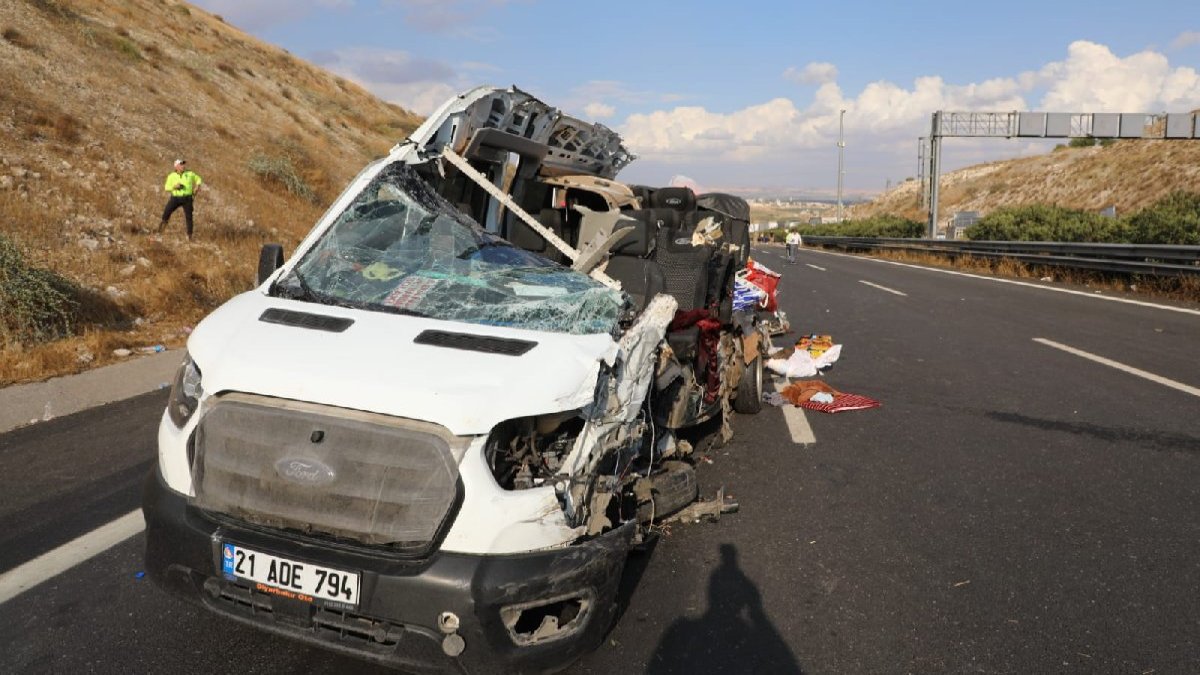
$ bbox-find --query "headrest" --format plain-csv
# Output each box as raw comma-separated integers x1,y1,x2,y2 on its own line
650,186,696,211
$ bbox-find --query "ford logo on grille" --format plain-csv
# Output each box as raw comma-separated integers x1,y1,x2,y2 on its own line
274,458,336,487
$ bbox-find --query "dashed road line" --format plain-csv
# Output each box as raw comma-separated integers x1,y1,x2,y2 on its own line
773,380,817,444
1033,338,1200,398
858,280,907,296
0,509,144,605
806,264,826,271
806,247,1200,317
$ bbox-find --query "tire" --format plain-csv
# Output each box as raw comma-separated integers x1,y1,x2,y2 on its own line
636,461,699,523
733,355,763,414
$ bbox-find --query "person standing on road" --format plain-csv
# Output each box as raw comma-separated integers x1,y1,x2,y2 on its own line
159,159,203,240
785,230,801,264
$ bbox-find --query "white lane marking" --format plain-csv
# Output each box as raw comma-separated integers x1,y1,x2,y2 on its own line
858,280,908,296
806,264,827,271
773,380,817,444
807,247,1200,317
0,509,144,605
1033,338,1200,398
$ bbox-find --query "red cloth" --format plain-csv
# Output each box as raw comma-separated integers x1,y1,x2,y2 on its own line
744,259,781,312
796,393,881,414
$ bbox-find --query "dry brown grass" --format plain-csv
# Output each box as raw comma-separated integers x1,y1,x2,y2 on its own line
855,140,1200,221
2,26,35,49
0,0,423,386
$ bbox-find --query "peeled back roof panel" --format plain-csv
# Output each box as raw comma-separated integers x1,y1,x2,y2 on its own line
697,193,750,222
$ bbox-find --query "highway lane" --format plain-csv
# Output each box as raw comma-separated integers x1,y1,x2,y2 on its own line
3,245,1199,673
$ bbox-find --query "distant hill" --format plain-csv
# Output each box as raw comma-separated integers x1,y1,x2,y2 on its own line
852,138,1200,222
0,0,421,383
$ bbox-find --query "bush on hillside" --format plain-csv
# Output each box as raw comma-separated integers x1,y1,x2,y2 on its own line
0,234,79,345
248,154,316,202
803,214,925,238
965,193,1200,245
966,205,1125,242
1124,192,1200,245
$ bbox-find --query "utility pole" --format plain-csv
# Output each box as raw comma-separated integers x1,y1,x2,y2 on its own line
927,112,942,239
836,109,846,222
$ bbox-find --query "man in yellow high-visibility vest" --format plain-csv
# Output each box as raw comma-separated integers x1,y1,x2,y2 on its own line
158,159,203,239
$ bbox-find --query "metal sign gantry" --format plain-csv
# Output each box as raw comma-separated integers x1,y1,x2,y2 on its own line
923,111,1200,238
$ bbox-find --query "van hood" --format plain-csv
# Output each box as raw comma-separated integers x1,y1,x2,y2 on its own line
187,292,618,436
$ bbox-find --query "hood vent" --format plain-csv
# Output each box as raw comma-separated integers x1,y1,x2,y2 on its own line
259,308,354,333
414,330,536,356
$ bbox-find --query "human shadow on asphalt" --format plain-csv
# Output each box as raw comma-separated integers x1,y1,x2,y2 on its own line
647,543,803,674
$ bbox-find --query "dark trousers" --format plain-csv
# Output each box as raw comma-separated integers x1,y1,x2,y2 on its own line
161,195,194,237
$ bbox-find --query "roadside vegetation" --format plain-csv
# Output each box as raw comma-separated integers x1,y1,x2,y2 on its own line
0,0,420,386
967,192,1200,245
761,214,924,240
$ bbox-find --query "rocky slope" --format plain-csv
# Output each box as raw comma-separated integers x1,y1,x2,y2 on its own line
853,138,1200,221
0,0,421,384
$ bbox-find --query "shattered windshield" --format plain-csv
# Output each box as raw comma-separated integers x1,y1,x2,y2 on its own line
273,161,622,335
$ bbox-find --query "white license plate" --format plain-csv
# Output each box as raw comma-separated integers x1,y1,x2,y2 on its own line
220,542,360,607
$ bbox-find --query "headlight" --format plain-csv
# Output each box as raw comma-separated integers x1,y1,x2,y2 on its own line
168,354,204,428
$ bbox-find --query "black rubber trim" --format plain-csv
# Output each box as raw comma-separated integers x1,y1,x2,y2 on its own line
259,308,354,333
413,330,536,356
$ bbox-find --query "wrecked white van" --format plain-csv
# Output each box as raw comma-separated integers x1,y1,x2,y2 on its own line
144,86,765,673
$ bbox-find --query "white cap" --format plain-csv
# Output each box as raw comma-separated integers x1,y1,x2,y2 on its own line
174,158,186,165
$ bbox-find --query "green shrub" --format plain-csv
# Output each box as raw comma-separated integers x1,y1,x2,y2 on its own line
248,154,316,202
0,234,80,345
965,194,1200,244
804,214,925,238
966,205,1125,242
1125,192,1200,245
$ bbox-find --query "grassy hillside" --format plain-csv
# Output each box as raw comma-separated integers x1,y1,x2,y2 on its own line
0,0,422,384
853,139,1200,221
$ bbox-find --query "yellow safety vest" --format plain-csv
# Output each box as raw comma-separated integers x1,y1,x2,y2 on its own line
165,170,202,197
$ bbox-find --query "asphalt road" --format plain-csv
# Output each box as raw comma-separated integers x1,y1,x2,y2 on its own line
3,245,1198,673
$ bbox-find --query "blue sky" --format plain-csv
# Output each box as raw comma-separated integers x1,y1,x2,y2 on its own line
194,0,1200,194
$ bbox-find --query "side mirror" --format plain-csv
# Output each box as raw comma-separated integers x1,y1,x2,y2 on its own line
257,243,285,286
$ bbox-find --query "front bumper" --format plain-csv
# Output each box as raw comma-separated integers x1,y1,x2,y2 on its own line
143,470,633,674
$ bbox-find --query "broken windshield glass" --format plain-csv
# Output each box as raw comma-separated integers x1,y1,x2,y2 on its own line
273,162,623,335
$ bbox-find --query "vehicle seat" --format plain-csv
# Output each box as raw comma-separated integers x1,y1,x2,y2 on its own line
652,225,712,312
606,211,666,312
507,208,566,263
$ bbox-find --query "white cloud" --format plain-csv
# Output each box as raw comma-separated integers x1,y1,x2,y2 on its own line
561,80,686,121
191,0,351,31
784,62,838,85
1169,30,1200,50
620,40,1200,187
583,102,616,119
1033,41,1198,111
313,48,463,115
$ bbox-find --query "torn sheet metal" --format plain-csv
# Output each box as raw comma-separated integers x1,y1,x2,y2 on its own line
541,175,639,210
558,293,678,480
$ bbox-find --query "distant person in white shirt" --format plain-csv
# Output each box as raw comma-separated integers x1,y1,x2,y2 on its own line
785,231,802,263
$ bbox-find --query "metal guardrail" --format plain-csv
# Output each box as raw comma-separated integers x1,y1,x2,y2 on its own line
801,237,1200,277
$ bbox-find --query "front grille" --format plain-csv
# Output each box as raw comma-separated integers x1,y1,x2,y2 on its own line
191,394,465,555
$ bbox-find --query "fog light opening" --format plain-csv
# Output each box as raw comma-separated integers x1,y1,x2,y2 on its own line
500,592,593,646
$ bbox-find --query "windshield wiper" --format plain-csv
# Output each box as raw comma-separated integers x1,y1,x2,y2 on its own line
273,268,335,306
